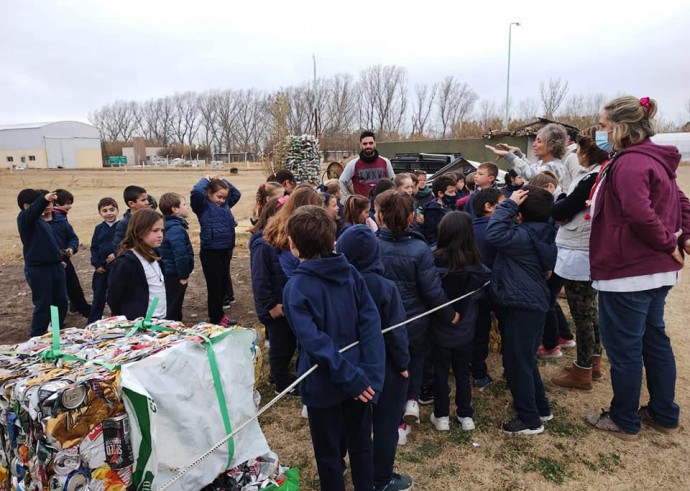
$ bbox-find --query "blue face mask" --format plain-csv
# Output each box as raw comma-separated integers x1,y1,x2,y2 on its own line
595,130,613,152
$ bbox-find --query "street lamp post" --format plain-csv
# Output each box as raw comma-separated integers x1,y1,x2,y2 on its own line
504,22,521,130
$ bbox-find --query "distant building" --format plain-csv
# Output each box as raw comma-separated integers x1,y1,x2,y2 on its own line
0,121,103,169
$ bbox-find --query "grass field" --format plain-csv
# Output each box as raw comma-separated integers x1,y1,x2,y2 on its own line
0,165,688,490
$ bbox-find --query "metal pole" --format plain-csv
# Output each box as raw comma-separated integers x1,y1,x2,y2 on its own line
504,22,520,130
313,54,319,138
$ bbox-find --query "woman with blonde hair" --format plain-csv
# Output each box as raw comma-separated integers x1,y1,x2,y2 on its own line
585,96,690,439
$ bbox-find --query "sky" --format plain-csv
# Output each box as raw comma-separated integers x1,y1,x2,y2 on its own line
1,0,689,126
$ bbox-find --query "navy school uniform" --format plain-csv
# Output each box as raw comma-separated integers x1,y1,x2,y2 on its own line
283,253,385,491
87,220,118,323
107,250,164,320
421,200,450,246
336,225,410,488
111,209,131,254
159,215,194,321
50,211,91,317
17,195,67,336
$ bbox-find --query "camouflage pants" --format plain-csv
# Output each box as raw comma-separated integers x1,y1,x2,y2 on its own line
563,279,602,367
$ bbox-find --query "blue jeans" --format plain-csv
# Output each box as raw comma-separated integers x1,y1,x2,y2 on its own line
598,286,679,433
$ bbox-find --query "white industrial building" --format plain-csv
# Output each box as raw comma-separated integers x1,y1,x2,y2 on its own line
0,121,103,169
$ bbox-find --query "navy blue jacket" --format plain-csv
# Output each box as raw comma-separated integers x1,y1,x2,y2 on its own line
473,216,498,269
250,230,288,325
486,200,557,312
49,211,79,259
190,178,241,250
159,216,194,280
17,195,62,267
278,247,300,279
283,254,385,408
376,228,455,343
112,209,131,254
432,253,490,348
336,225,410,372
421,200,450,246
90,221,118,269
107,250,157,320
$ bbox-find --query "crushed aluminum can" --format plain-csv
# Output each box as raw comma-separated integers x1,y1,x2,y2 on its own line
102,414,133,469
50,469,90,491
60,384,87,410
10,457,25,480
78,424,106,469
53,448,82,475
37,379,71,415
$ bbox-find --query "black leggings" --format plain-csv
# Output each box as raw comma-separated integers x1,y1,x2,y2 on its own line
199,248,232,324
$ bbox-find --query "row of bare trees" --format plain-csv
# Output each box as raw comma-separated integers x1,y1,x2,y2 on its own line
89,65,688,158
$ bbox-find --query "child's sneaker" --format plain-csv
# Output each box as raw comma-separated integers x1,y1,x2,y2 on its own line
375,472,413,491
457,416,475,431
502,418,544,436
403,399,420,424
473,375,493,391
430,413,450,431
540,413,554,424
559,337,576,349
536,345,562,359
397,423,411,445
419,386,434,405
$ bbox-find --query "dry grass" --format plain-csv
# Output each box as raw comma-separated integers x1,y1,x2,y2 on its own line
0,166,689,490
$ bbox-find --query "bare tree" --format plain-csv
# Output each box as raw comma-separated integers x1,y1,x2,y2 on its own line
410,83,437,137
171,92,201,151
516,97,540,121
358,65,408,136
233,89,266,153
89,100,138,141
539,78,569,118
198,91,224,153
435,76,478,138
477,99,503,131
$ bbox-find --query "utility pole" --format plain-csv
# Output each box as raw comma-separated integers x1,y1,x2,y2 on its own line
504,22,521,130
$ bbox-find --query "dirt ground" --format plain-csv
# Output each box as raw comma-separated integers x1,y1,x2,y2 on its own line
0,166,689,490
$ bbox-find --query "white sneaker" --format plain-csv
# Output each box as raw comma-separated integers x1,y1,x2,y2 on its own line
301,405,308,419
397,423,411,445
403,399,420,424
457,416,475,431
540,413,554,424
430,413,450,431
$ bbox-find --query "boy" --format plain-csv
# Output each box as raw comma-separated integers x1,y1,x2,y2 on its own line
112,185,149,252
283,205,385,491
17,189,68,337
464,162,499,218
486,186,557,435
470,188,505,390
51,189,91,317
421,174,456,246
158,192,194,321
87,197,119,323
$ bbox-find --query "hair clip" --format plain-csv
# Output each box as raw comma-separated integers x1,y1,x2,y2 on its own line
639,97,650,112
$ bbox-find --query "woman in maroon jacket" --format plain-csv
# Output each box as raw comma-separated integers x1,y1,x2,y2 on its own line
585,96,690,439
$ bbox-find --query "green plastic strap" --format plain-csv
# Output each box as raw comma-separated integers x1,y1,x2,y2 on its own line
196,332,234,466
127,298,159,337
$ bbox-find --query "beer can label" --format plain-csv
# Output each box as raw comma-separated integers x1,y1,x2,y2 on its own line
102,414,133,469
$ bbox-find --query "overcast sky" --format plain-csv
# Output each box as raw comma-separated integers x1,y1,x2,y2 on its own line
1,0,688,126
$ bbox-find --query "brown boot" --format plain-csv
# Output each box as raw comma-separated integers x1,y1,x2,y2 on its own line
592,355,602,381
552,363,593,390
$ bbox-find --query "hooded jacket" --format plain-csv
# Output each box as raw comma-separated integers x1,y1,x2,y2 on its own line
336,225,410,372
17,195,63,267
421,200,450,246
553,166,600,251
473,215,498,268
159,216,194,280
283,253,385,408
249,230,288,325
432,253,490,347
190,178,241,250
49,210,79,258
486,200,557,312
590,138,690,280
376,228,455,342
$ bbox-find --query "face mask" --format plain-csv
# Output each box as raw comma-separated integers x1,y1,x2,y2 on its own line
595,131,613,152
442,195,456,207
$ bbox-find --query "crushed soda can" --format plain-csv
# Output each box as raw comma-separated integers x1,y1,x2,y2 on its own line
102,414,133,469
53,448,81,475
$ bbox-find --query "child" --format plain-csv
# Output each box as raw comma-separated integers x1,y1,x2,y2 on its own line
190,175,241,326
421,174,457,247
267,169,297,194
323,192,340,222
502,169,525,198
529,171,564,201
454,173,469,200
323,178,344,217
430,212,490,432
108,208,167,320
112,185,149,252
368,178,395,220
413,171,433,207
472,188,505,269
158,193,194,322
339,194,371,237
87,197,119,324
252,182,285,225
464,163,498,218
408,172,419,196
283,205,385,491
337,225,412,491
51,189,91,317
486,186,557,435
250,197,299,392
17,189,68,336
393,173,414,196
375,190,458,443
457,171,476,210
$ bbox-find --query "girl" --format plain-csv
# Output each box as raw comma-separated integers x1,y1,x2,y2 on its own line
249,197,300,394
430,211,490,432
251,182,284,225
190,175,241,326
393,173,414,196
455,173,469,199
375,190,458,443
322,192,343,238
108,208,167,320
339,194,371,237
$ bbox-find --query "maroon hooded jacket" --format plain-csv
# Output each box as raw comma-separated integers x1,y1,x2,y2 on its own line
590,138,690,281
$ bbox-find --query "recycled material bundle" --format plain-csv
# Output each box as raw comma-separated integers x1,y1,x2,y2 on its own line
0,313,293,490
282,135,322,186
